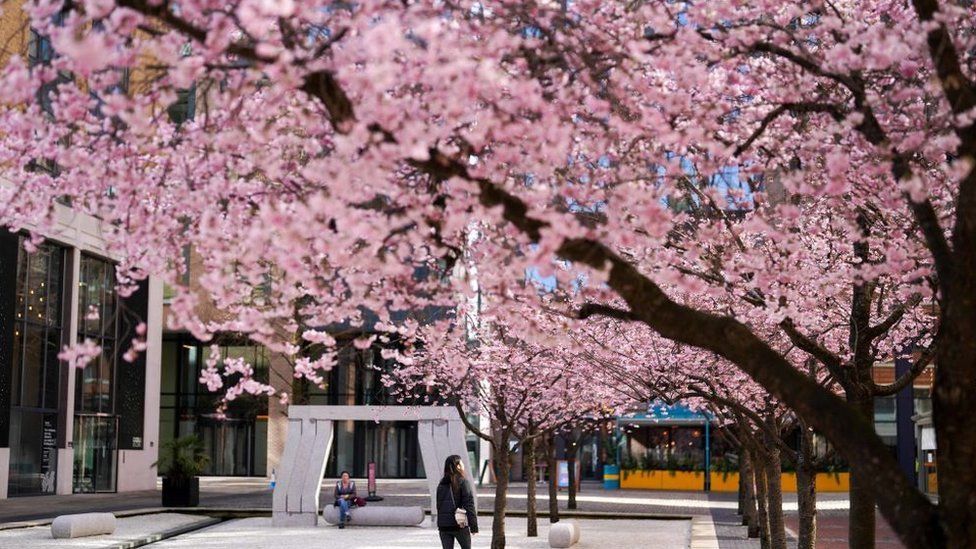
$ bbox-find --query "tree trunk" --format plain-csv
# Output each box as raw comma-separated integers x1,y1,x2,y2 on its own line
738,454,746,519
847,395,876,549
934,316,976,549
491,448,512,549
763,445,787,549
567,445,578,510
796,423,818,549
752,447,772,549
743,451,760,538
931,163,976,547
525,436,538,537
547,434,559,523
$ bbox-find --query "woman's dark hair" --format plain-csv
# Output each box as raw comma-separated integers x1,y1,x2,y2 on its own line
443,454,463,492
340,470,350,478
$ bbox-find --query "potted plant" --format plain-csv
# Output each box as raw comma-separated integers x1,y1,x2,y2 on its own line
153,435,209,507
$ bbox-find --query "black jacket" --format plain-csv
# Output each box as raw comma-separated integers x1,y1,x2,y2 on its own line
436,477,479,533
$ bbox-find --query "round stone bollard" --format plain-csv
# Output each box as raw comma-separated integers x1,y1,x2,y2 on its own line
51,513,117,539
548,520,581,548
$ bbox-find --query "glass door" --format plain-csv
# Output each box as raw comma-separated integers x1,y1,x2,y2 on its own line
198,417,254,476
73,415,117,493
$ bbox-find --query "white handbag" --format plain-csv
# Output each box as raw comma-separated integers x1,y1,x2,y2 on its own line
450,485,469,528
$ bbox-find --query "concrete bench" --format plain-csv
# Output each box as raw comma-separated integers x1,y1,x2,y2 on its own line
548,520,581,548
322,505,425,526
51,513,117,539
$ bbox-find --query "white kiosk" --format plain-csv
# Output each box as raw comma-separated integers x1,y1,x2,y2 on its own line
271,405,474,527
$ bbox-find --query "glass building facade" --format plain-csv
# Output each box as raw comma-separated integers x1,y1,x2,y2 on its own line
7,241,66,496
159,336,441,479
159,336,270,476
73,255,120,493
1,231,152,499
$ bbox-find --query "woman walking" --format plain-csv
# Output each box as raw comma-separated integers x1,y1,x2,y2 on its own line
436,455,479,549
333,470,358,528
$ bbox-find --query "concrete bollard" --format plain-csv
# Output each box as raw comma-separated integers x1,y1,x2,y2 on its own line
548,520,581,548
51,513,117,539
322,505,425,526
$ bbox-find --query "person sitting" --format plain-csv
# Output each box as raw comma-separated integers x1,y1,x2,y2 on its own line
334,471,358,528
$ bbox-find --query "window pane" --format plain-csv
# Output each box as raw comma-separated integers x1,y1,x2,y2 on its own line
99,342,114,413
77,354,100,412
26,252,48,324
21,324,44,408
44,327,61,409
77,255,118,414
45,248,63,323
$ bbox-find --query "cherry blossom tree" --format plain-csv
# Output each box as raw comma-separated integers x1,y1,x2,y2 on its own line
569,312,817,549
1,2,974,547
390,312,615,549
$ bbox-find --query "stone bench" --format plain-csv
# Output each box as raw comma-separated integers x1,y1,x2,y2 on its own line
51,513,117,539
322,505,425,526
548,520,581,548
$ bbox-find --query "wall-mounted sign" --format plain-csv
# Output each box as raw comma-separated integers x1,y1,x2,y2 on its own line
41,414,58,493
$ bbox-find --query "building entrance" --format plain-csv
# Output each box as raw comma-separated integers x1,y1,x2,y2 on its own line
72,415,117,493
198,416,257,476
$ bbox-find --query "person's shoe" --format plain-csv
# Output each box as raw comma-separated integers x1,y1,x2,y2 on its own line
338,522,345,529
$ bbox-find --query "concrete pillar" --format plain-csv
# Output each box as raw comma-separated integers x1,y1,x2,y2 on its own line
116,277,164,492
56,248,81,495
417,418,476,521
272,415,334,526
0,447,8,499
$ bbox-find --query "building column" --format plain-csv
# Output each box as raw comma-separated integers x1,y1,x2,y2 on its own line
895,352,916,483
56,248,81,495
0,448,7,499
0,230,17,499
115,277,161,493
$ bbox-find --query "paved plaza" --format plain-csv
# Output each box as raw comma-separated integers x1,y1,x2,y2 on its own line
0,513,212,549
150,516,692,549
0,478,905,548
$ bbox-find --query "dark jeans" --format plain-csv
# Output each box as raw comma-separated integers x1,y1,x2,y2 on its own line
439,529,471,549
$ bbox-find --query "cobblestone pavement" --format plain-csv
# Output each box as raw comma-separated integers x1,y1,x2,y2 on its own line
0,477,902,547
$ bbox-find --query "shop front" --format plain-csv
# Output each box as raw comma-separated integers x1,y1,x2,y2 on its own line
1,228,159,500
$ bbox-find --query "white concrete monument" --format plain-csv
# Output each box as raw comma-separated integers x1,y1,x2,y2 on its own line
272,405,475,527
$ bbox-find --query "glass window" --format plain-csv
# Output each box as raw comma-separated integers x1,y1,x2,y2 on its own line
12,239,65,410
914,388,933,416
75,255,118,414
167,87,196,123
9,237,65,496
874,396,897,422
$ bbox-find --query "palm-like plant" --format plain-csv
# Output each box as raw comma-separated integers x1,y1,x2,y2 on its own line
153,435,210,481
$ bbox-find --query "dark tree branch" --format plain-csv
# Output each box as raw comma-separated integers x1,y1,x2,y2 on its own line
779,318,846,379
866,294,923,340
871,334,940,396
577,303,638,321
734,102,848,158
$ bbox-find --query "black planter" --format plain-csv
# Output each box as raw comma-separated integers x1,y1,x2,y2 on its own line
162,477,199,507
